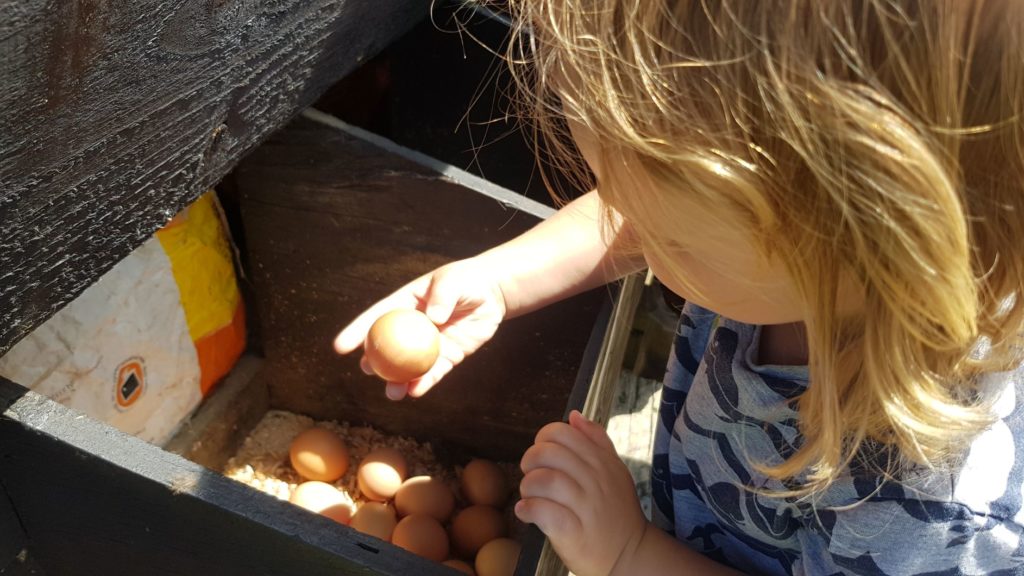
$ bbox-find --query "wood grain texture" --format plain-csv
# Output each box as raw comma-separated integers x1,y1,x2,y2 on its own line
0,377,462,576
235,112,605,462
0,0,427,355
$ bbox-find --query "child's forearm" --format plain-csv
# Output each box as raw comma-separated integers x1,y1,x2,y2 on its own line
474,190,646,318
613,522,747,576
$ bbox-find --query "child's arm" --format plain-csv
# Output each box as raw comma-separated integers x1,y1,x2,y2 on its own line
619,521,746,576
516,411,745,576
468,188,643,318
334,190,645,398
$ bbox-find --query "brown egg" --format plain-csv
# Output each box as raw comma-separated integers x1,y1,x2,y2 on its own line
394,476,456,522
289,481,354,524
357,447,409,501
450,505,506,558
475,538,521,576
442,559,476,575
350,502,397,541
461,459,509,507
364,309,440,382
391,514,449,562
289,427,349,482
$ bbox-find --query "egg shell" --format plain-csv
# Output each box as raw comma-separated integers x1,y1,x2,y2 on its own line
350,502,397,541
289,427,350,482
475,538,521,576
357,447,409,501
289,481,354,524
394,476,455,522
391,514,449,562
364,309,441,382
442,559,476,575
461,459,509,507
450,505,506,558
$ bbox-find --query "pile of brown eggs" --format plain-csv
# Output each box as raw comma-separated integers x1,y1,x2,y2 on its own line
287,426,521,576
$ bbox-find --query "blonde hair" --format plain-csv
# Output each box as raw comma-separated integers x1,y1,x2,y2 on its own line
504,0,1024,492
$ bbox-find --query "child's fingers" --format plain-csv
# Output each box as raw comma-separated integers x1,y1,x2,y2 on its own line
569,410,617,453
534,421,603,470
359,356,374,376
385,382,408,401
406,355,455,398
520,441,592,489
333,277,430,354
519,468,585,511
406,336,464,397
334,300,397,354
423,270,463,326
514,497,582,543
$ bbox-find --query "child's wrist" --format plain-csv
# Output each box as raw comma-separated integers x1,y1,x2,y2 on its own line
464,254,513,316
608,519,653,576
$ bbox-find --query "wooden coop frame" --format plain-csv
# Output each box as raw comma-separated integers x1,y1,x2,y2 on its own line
0,2,648,576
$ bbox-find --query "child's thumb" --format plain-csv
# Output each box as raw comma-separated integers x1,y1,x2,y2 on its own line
424,272,459,326
569,410,615,451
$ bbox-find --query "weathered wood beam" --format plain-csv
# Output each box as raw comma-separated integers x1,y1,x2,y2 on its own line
0,0,427,354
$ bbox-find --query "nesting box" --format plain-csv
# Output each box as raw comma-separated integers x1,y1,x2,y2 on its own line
0,3,638,574
0,107,620,575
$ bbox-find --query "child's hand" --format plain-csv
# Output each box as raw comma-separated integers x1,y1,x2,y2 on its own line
516,411,648,576
334,258,507,400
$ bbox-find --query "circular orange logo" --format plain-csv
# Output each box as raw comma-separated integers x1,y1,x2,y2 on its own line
114,358,145,409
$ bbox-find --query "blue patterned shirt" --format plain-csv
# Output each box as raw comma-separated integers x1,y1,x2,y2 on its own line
651,303,1024,575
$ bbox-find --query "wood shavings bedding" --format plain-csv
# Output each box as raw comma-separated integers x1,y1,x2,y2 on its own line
222,409,525,540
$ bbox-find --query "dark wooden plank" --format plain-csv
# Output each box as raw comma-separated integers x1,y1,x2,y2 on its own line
0,0,427,355
0,383,29,574
164,355,269,471
235,111,605,462
0,551,47,576
0,378,463,576
0,481,30,575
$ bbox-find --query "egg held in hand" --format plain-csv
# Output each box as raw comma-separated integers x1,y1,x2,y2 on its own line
290,481,355,524
364,309,440,382
289,427,350,482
